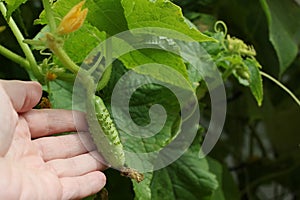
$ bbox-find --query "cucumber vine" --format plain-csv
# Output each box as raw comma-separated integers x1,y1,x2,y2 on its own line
1,0,143,182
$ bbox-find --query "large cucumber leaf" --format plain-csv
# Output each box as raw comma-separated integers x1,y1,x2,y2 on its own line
133,145,218,200
102,62,217,200
121,0,214,42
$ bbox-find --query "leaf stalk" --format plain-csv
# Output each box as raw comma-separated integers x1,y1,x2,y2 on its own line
0,2,44,82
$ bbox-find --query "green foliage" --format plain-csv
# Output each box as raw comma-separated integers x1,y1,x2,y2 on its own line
201,30,263,105
121,0,213,42
149,147,218,200
4,0,27,19
260,0,300,75
1,0,300,199
208,158,239,200
244,58,263,106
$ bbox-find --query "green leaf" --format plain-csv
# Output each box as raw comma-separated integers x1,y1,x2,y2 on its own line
103,62,205,199
86,0,128,35
32,23,106,64
108,76,182,154
133,155,220,200
62,23,106,63
244,58,263,106
133,145,218,200
121,0,214,42
49,80,73,109
4,0,28,19
36,0,128,35
103,62,181,154
260,0,300,75
119,49,190,89
208,158,240,200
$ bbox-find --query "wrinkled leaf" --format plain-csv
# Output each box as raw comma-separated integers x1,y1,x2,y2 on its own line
132,148,220,200
103,62,181,155
133,145,219,200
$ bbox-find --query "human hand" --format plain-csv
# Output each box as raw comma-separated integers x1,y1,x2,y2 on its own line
0,80,106,200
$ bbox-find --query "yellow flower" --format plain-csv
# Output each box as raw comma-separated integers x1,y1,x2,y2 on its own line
57,1,88,35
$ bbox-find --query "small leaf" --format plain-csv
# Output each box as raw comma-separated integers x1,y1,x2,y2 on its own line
4,0,28,19
244,58,263,106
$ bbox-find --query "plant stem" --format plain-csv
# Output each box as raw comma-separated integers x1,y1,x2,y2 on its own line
260,71,300,107
41,0,80,74
42,0,56,33
0,45,30,69
0,2,44,82
46,33,80,74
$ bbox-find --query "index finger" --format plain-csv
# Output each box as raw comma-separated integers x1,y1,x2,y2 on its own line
22,109,88,138
0,80,42,113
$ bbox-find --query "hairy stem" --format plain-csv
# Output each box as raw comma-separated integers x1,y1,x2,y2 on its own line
0,45,30,69
42,0,56,33
41,0,80,74
0,2,43,82
260,71,300,107
46,33,80,74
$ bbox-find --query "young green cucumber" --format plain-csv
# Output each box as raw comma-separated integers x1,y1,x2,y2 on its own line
86,95,125,169
86,94,144,182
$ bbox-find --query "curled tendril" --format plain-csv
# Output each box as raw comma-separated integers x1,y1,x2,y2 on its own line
214,20,228,36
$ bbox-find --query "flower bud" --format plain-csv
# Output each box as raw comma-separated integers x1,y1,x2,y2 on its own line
57,1,88,35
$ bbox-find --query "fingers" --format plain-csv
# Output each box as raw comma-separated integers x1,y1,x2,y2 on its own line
0,80,42,113
61,171,106,200
0,84,18,155
22,109,88,138
46,152,107,177
33,133,95,161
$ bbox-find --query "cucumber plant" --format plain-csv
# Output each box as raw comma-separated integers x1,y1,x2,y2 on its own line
1,0,300,199
39,0,144,181
86,93,144,182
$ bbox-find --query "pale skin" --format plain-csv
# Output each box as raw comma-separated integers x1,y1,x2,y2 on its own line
0,80,107,199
